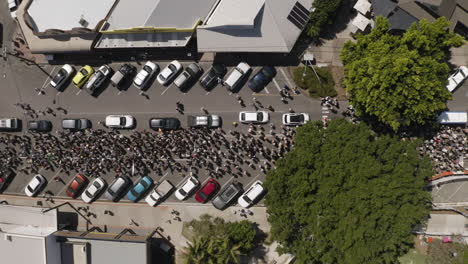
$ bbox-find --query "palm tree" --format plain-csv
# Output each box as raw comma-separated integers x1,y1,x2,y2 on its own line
183,236,211,264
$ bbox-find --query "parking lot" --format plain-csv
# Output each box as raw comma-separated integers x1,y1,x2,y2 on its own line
0,58,340,207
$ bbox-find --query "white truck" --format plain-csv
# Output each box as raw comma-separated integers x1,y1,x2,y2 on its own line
437,111,467,125
224,62,250,92
145,180,174,206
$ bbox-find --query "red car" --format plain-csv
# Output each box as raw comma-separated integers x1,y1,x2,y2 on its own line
66,174,88,198
195,178,220,203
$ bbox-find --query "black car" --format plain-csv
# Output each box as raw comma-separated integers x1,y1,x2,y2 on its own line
0,168,14,192
248,66,277,92
111,64,136,88
211,182,243,210
28,120,52,132
199,64,227,90
149,118,180,130
62,119,91,130
104,175,132,202
85,65,112,96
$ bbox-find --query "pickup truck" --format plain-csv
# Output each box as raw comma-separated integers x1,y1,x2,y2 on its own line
187,115,221,128
0,118,20,131
224,62,250,91
145,180,174,206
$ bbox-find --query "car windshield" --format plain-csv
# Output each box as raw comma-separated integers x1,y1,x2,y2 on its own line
85,190,93,197
169,64,176,71
257,112,263,121
242,195,252,204
53,69,66,82
80,69,88,75
27,185,34,193
290,115,304,123
198,191,207,200
143,65,152,73
179,188,187,196
120,117,126,126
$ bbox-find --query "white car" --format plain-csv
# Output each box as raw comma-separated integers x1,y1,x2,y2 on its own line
239,111,269,124
238,180,264,208
447,66,468,92
157,60,182,85
175,176,199,200
81,177,107,203
105,115,135,129
24,174,47,197
134,61,158,89
282,113,310,126
224,62,251,91
50,64,74,91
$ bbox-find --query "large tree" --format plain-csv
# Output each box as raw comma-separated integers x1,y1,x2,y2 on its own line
340,17,464,131
264,119,432,264
307,0,343,39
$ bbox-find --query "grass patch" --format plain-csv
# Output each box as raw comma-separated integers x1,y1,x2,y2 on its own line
292,66,337,97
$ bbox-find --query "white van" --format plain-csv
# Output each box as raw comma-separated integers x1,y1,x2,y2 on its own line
0,118,20,131
437,111,467,125
224,62,250,91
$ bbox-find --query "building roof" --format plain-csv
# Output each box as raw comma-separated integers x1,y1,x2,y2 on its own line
205,0,265,28
387,8,419,31
104,0,217,30
0,205,58,264
372,0,397,17
197,0,313,53
27,0,116,31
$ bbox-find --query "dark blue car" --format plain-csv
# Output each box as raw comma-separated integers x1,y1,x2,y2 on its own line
248,66,277,92
127,176,153,202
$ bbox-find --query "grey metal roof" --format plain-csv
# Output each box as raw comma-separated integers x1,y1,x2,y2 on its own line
27,0,116,31
95,32,192,48
197,0,313,53
105,0,217,30
372,0,397,17
388,8,418,30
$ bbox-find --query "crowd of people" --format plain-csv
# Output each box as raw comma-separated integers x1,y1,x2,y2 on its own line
419,126,467,173
0,125,297,182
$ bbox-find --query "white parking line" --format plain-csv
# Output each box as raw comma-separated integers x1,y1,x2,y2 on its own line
56,92,61,96
56,176,74,197
161,85,172,95
158,171,171,182
76,90,82,95
264,87,270,94
272,78,282,92
205,91,210,95
41,66,56,89
117,91,123,95
243,174,261,188
219,177,235,190
279,68,293,87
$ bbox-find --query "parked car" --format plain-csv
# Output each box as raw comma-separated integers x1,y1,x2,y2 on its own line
149,118,180,130
28,120,52,132
85,65,112,95
73,65,94,88
0,169,15,193
282,113,310,126
239,111,269,124
104,175,132,202
187,115,221,128
238,180,265,208
224,62,251,91
175,176,199,200
145,180,174,206
195,178,220,203
212,182,243,210
199,64,227,90
105,115,135,129
248,66,277,92
66,174,88,198
174,63,202,91
8,0,17,18
0,118,20,131
127,176,153,202
24,174,46,197
111,64,136,88
62,119,91,131
50,64,74,91
81,177,107,203
134,61,158,89
157,60,182,85
447,66,468,92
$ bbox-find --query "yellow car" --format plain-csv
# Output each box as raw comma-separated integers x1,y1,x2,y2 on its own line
72,65,94,88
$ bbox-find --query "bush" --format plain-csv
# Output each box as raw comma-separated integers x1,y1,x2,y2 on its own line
292,66,337,97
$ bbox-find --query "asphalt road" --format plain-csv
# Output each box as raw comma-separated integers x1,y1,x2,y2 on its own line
0,55,343,208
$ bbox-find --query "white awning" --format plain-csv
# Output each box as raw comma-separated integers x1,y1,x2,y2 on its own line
352,13,370,31
353,0,371,15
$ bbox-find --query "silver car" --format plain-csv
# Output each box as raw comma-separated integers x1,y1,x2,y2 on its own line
62,119,91,130
174,63,202,90
104,176,131,202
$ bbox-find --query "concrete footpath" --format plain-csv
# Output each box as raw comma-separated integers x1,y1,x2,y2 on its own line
0,194,292,263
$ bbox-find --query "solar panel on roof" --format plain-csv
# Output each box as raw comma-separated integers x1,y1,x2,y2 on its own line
287,1,310,30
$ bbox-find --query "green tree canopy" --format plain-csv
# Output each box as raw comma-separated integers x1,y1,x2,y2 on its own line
307,0,343,39
340,17,464,130
264,119,432,264
182,214,259,264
